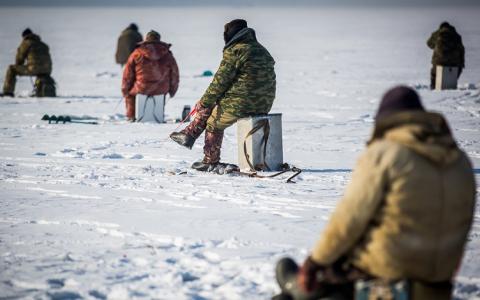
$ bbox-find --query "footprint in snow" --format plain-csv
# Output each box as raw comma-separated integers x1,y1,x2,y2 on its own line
102,153,124,159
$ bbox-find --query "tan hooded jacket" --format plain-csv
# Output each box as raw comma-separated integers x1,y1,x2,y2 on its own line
311,111,476,282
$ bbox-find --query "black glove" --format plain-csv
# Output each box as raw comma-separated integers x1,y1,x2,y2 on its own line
297,256,324,293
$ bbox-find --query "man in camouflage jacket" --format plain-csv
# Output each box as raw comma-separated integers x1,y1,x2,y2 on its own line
427,22,465,89
1,28,52,97
170,19,276,171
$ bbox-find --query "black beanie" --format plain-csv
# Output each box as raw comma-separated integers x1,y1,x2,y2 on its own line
22,28,33,37
128,23,138,31
375,86,425,120
440,21,451,29
224,19,248,44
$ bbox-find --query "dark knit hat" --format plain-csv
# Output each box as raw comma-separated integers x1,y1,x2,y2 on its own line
224,19,248,43
22,28,33,37
128,23,138,31
375,86,425,120
440,21,451,29
146,30,161,42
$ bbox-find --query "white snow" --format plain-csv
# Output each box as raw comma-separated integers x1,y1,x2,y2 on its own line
0,5,479,300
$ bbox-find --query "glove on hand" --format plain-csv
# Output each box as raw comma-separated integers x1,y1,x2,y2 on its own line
297,256,324,293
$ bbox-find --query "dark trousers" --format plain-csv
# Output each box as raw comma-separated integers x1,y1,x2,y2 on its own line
3,64,51,94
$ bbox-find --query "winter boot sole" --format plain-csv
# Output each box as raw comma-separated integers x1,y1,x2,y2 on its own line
170,132,195,149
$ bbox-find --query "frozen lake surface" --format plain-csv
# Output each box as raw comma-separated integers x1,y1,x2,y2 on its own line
0,5,479,299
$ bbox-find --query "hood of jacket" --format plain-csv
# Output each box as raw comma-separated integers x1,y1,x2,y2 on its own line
123,27,138,34
24,33,41,42
136,41,171,60
369,111,460,166
437,27,462,49
224,27,257,50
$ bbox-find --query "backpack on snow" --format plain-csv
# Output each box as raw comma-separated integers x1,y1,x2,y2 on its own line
34,75,56,97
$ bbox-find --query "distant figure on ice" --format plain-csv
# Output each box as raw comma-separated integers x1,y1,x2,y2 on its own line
273,86,475,300
1,28,53,97
170,19,276,171
115,23,143,67
427,22,465,89
121,30,179,121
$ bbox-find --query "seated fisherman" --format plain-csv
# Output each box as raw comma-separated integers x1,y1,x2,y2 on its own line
274,86,476,300
1,28,52,97
121,30,179,121
170,19,276,171
427,22,465,89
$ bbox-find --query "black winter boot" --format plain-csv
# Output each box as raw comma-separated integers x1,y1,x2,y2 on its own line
271,293,293,300
276,257,299,293
191,160,217,172
0,92,14,97
170,132,196,149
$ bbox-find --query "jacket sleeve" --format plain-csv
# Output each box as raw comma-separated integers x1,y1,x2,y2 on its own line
15,40,30,65
427,31,437,49
121,53,136,97
168,53,179,97
115,36,123,64
199,50,238,108
311,144,389,265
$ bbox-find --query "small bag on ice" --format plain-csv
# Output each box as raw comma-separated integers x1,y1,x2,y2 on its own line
135,94,165,123
34,75,56,97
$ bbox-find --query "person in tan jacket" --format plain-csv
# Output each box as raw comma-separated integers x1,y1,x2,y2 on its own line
274,86,476,300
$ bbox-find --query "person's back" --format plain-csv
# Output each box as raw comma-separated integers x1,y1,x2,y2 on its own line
124,41,178,96
17,32,52,74
274,86,476,300
116,23,143,66
219,28,276,116
121,30,179,120
1,28,53,97
428,24,464,68
345,111,475,282
427,22,465,89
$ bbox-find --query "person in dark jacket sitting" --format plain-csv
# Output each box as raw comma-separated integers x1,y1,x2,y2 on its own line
427,22,465,89
1,28,52,97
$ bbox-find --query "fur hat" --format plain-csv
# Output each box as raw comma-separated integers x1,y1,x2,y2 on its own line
145,30,161,42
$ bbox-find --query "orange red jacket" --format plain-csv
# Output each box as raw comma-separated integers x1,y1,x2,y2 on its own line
122,41,179,98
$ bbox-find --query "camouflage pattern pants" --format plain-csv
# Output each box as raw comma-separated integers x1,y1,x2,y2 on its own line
182,104,240,164
3,64,50,94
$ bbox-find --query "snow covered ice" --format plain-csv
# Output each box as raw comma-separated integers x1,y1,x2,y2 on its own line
1,5,480,300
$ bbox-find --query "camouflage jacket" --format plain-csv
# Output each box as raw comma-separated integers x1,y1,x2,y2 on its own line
199,28,276,117
16,33,52,74
116,28,143,65
427,26,465,68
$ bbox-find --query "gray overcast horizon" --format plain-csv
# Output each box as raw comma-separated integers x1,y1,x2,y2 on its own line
1,0,479,6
